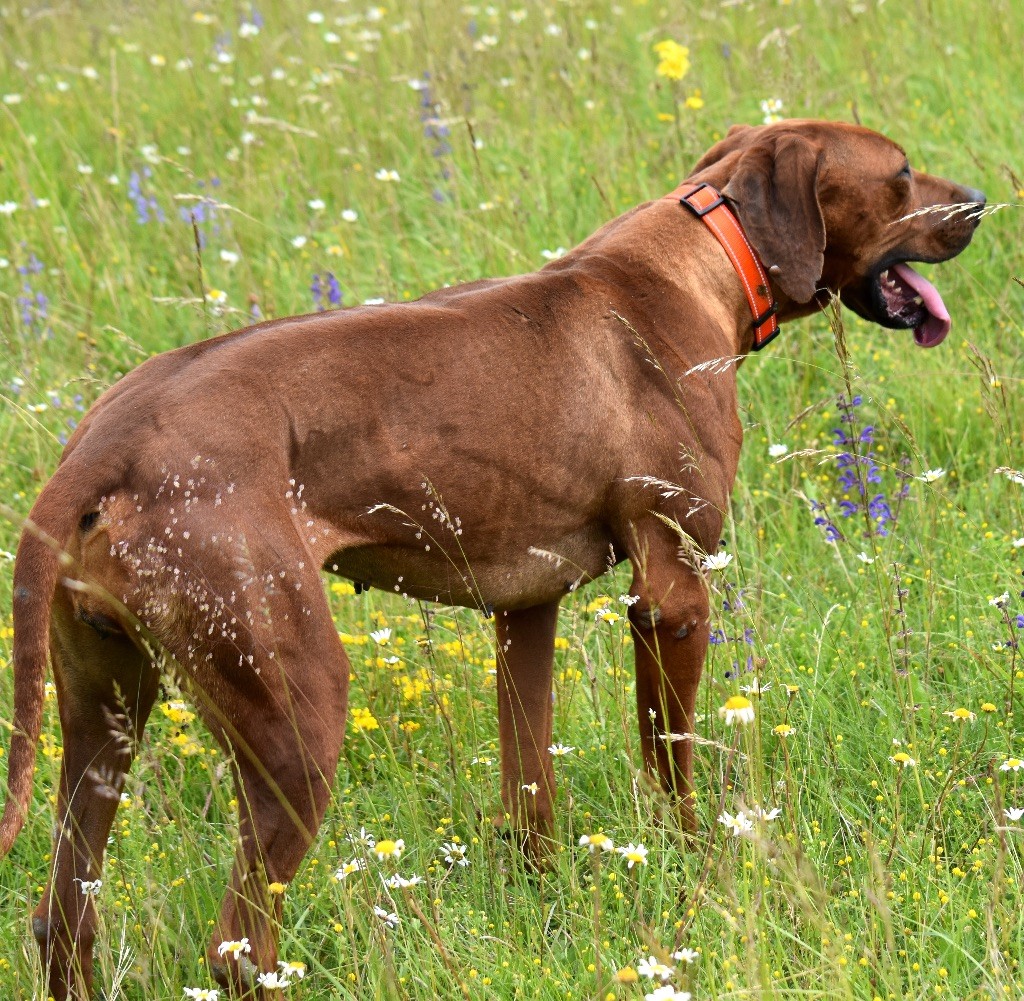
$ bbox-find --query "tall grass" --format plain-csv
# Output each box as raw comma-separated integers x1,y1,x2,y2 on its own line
1,1,1022,998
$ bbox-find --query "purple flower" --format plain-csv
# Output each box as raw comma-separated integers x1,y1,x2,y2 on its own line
326,272,342,307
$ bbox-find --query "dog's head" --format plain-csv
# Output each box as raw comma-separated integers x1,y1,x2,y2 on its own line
689,120,985,347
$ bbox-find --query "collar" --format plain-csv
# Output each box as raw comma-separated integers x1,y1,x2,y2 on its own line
665,181,780,351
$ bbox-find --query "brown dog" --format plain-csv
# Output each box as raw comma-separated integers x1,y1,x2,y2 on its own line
2,120,984,998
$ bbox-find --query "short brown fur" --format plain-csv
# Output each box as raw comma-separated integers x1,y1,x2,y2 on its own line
3,121,984,999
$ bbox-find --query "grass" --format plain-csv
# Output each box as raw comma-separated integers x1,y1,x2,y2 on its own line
1,0,1023,998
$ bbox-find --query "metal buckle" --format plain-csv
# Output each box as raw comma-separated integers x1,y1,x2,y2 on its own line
679,182,726,218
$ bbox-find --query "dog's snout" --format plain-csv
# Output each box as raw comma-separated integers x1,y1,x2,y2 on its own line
961,185,986,206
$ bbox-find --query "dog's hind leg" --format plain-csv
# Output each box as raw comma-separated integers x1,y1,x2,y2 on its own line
189,555,349,992
33,592,159,1001
494,600,560,860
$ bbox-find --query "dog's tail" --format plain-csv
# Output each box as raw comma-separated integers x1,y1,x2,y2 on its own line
0,458,100,856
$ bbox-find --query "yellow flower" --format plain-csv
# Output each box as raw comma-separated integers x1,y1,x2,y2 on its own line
614,966,639,984
718,695,755,726
653,39,690,80
350,707,380,732
944,707,976,723
890,751,916,768
980,702,997,713
160,700,196,726
683,89,704,109
579,832,615,853
373,838,404,859
268,882,286,895
330,580,355,596
772,723,795,737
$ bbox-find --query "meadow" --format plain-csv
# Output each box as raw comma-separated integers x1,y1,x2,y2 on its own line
1,0,1022,998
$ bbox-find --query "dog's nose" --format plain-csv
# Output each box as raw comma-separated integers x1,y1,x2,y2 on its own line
962,185,986,206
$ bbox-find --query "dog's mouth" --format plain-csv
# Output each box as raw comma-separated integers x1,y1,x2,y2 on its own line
870,261,951,348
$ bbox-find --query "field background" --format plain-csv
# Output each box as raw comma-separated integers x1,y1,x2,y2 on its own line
1,0,1022,998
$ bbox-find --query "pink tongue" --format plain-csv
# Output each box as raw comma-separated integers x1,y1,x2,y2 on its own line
892,263,951,348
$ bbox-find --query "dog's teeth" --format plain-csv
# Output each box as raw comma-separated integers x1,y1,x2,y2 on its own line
911,295,923,305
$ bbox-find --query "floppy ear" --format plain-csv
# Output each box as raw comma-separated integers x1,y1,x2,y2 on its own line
721,133,825,303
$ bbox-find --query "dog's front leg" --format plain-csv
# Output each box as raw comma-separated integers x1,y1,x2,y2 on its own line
494,600,560,860
627,542,711,833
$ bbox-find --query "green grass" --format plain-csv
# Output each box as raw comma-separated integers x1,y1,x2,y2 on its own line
1,0,1023,998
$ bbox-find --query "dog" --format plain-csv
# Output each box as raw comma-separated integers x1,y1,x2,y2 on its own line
2,120,985,998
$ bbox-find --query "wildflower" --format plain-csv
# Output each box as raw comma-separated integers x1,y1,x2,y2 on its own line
619,593,640,606
370,627,392,645
268,882,286,895
334,859,365,880
76,879,102,896
616,842,648,867
183,990,220,1000
350,708,378,728
522,782,539,796
341,208,358,222
307,11,325,23
646,987,691,1001
614,967,639,984
760,97,784,124
653,39,690,80
219,249,240,265
856,551,875,564
718,810,754,837
718,695,755,726
308,198,325,212
1013,537,1024,548
750,804,782,821
595,608,622,625
917,468,946,482
441,842,469,866
890,751,916,768
0,201,19,215
374,168,400,182
1004,807,1024,822
980,702,997,713
541,247,567,260
772,723,795,737
548,743,575,756
290,235,307,248
257,970,291,989
673,948,699,964
637,956,674,981
161,700,196,725
1000,758,1024,772
579,832,614,853
207,289,227,306
989,593,1010,608
217,938,252,959
701,551,733,571
944,708,976,723
768,443,788,458
373,838,404,860
374,905,400,929
384,873,423,889
683,90,704,109
740,678,771,695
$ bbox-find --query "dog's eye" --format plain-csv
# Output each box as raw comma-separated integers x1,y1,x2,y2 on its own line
897,163,912,180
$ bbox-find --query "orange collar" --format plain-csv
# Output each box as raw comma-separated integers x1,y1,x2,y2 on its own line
666,182,780,351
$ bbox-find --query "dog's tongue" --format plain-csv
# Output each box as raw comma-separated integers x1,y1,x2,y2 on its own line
892,263,951,348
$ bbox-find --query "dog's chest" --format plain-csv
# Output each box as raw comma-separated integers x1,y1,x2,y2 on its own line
325,522,617,611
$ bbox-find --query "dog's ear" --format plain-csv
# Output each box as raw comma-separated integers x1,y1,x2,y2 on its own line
721,133,825,303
